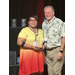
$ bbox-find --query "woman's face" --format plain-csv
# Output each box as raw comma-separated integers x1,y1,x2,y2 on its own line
28,17,37,28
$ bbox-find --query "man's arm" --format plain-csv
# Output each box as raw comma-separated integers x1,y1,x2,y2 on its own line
57,37,65,60
60,37,65,51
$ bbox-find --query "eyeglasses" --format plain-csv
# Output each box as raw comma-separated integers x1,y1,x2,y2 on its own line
29,19,37,21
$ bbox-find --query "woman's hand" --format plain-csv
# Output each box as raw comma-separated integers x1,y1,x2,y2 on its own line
32,46,39,51
36,44,45,51
32,46,44,51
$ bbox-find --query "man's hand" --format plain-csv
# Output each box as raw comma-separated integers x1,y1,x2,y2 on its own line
57,52,63,60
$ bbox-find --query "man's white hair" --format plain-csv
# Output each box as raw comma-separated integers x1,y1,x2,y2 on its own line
44,6,55,12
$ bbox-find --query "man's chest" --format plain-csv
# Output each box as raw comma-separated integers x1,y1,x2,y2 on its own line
44,23,60,35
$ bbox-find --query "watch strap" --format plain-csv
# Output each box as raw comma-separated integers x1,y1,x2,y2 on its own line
59,50,63,53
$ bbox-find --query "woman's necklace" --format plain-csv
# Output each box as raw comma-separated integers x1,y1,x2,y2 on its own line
29,26,38,40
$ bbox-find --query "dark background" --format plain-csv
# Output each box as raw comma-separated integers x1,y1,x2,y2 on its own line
9,0,65,27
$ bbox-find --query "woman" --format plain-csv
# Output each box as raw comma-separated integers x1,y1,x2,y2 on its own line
17,15,45,75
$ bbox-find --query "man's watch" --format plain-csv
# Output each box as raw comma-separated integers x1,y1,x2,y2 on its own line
59,50,63,53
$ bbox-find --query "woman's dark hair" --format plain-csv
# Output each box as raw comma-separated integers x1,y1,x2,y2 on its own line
26,15,41,29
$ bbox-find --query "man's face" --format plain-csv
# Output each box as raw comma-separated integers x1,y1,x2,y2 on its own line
44,7,54,21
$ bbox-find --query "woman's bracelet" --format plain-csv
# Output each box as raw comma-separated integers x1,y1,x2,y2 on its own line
21,42,25,47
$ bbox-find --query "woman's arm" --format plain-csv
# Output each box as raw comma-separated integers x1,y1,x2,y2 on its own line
17,37,39,50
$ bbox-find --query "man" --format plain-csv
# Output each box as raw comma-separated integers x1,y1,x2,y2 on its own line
42,6,65,75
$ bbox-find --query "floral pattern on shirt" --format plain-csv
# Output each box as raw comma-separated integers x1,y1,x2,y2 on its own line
42,16,65,48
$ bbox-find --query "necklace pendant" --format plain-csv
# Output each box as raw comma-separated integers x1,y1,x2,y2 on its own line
35,32,38,36
29,26,38,36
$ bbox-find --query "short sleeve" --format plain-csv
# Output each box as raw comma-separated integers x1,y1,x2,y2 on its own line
18,28,27,39
61,23,65,37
